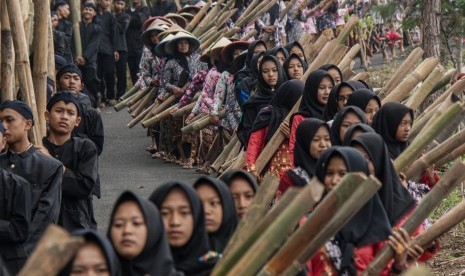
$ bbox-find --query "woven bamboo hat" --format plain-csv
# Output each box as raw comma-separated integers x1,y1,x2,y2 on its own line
155,34,175,57
200,37,232,63
141,19,171,47
165,13,188,28
165,31,200,56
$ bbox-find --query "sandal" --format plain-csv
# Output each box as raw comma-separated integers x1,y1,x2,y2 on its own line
152,151,165,159
182,158,194,169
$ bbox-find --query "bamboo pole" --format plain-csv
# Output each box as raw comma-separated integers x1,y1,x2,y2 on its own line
235,0,279,28
259,174,380,276
430,68,455,95
6,0,42,144
127,101,156,129
307,34,329,62
32,0,50,137
350,72,370,81
198,27,217,43
181,110,226,133
130,89,154,117
395,101,465,173
194,0,225,36
436,142,465,166
222,179,324,276
141,95,178,128
171,95,200,118
69,0,82,57
409,105,439,141
326,44,349,65
186,0,211,32
382,57,440,104
241,29,257,41
302,40,338,80
221,149,246,174
405,65,445,109
216,8,238,29
377,47,424,100
47,14,55,87
338,44,361,72
211,135,239,172
127,86,153,107
18,226,84,276
127,96,143,113
363,160,465,275
1,0,14,101
200,30,223,51
119,84,141,100
114,90,142,111
143,104,178,126
233,0,261,27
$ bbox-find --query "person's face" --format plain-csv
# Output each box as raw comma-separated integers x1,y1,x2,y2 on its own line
177,39,190,54
327,68,341,85
46,101,81,135
364,99,380,125
161,188,194,248
133,0,141,6
58,73,84,95
339,112,362,142
337,86,353,110
232,49,242,59
261,60,279,87
229,178,255,219
58,4,70,18
317,76,333,105
196,184,223,233
290,46,305,61
253,44,266,55
70,242,110,276
0,109,32,145
309,126,331,159
287,58,303,80
353,144,375,175
150,31,160,44
275,51,286,65
99,0,112,10
82,7,96,20
110,201,147,260
324,155,347,191
396,112,412,142
51,14,59,29
114,0,126,11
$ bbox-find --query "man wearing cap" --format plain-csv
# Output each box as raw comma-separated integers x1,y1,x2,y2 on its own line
41,92,99,231
0,101,63,258
114,0,131,100
56,64,105,156
54,1,74,63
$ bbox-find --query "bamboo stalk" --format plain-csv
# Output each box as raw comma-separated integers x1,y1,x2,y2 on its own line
119,84,141,100
395,101,465,173
259,174,380,276
130,89,154,117
377,47,424,100
171,94,200,118
336,15,359,44
224,179,324,276
306,34,329,62
405,65,445,109
437,142,465,166
350,72,370,81
114,88,145,111
186,0,211,32
235,0,278,28
326,44,349,65
200,30,223,51
338,44,361,71
405,127,465,180
69,0,82,57
302,40,338,79
216,8,238,29
222,149,246,174
127,96,143,113
233,0,261,27
363,160,465,275
409,105,439,141
6,0,42,144
291,0,315,18
181,110,226,133
143,104,178,126
198,27,217,43
141,96,178,128
241,29,257,41
430,68,455,95
47,14,55,86
127,101,157,129
127,86,153,107
382,57,440,104
18,225,84,276
1,0,14,101
211,135,239,172
32,0,50,137
194,0,225,36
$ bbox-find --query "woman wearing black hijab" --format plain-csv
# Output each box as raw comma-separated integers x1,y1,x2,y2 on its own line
237,55,287,148
219,169,258,219
60,230,121,276
319,64,343,85
342,123,375,146
372,102,414,159
350,133,416,225
346,88,381,125
245,80,303,178
323,80,370,121
283,54,308,80
193,176,238,253
277,118,331,198
108,191,177,276
284,41,307,63
264,46,289,65
149,182,216,276
330,106,368,146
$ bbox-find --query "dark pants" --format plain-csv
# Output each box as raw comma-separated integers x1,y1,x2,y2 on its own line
97,53,116,101
115,51,128,99
127,52,142,86
81,65,100,103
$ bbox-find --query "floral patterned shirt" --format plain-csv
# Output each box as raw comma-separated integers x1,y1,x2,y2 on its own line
212,71,242,132
135,47,166,91
191,67,222,115
315,1,338,32
178,69,208,107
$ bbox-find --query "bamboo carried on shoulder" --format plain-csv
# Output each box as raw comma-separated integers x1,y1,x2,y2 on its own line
363,160,465,275
186,0,212,32
306,34,329,63
338,44,361,71
181,109,226,133
259,174,380,276
405,65,445,110
18,226,84,276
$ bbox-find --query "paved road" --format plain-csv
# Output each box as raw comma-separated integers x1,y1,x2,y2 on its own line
94,107,199,230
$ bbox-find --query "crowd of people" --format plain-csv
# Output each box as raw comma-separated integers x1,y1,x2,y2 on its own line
0,0,449,275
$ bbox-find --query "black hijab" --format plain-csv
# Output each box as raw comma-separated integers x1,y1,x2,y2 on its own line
342,123,375,146
289,118,330,186
315,147,392,275
265,46,289,60
319,64,343,83
330,106,367,146
219,169,259,193
108,191,177,276
284,41,307,63
298,69,334,120
245,40,267,76
323,80,369,121
251,80,304,143
149,182,215,276
346,88,380,112
193,176,238,253
283,54,308,80
372,102,414,159
249,52,264,80
60,230,122,276
351,133,416,225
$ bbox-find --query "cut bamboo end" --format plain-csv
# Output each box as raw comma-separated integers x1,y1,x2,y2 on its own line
405,65,445,110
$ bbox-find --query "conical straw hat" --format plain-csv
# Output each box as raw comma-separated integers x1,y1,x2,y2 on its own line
141,20,171,47
165,13,188,29
155,34,175,57
165,31,200,56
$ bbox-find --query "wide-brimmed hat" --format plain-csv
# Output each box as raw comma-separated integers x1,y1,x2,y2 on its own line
231,50,248,73
165,13,188,29
165,31,200,56
141,20,171,47
200,37,232,63
141,16,172,32
179,5,201,14
221,40,250,64
158,24,185,40
179,13,194,22
155,34,175,57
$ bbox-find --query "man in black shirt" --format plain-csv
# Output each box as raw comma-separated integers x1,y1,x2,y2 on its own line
114,0,131,99
54,1,73,63
42,93,99,231
0,101,63,258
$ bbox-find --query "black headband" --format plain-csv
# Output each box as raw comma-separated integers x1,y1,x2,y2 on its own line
56,64,83,81
47,91,82,117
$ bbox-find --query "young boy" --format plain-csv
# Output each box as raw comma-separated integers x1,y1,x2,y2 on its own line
0,101,63,258
42,92,99,231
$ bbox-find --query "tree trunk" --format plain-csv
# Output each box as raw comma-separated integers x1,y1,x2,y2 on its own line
422,0,441,58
